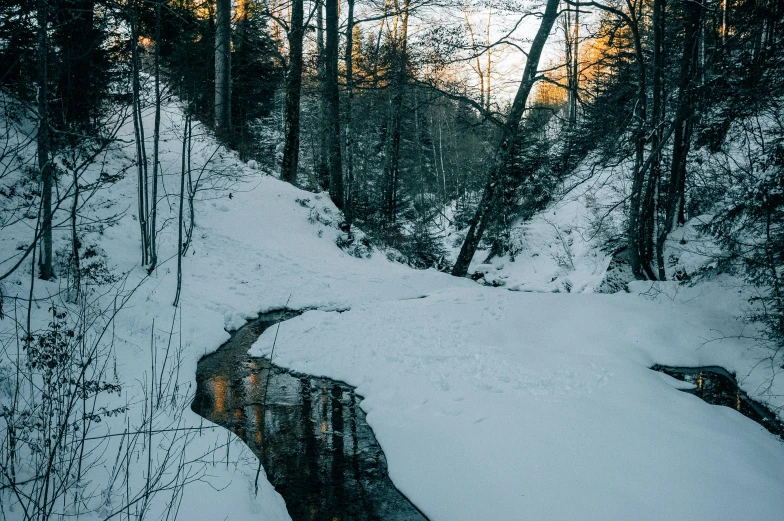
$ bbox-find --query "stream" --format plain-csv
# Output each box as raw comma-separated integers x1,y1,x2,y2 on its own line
191,311,429,521
652,364,783,439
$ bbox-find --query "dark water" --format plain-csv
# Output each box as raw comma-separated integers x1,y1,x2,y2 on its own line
192,311,429,521
652,365,783,439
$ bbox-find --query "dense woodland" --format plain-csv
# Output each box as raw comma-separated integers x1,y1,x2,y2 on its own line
2,0,782,275
1,0,784,517
6,0,779,322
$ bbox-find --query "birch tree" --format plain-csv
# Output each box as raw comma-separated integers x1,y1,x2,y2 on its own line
215,0,232,135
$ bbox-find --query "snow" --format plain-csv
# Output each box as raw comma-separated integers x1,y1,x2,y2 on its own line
2,91,784,521
251,287,784,521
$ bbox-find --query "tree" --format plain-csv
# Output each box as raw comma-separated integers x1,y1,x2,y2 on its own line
324,0,343,208
344,0,356,225
655,0,704,279
129,2,150,265
281,0,305,184
638,0,666,279
37,0,53,280
382,0,410,224
452,0,561,277
215,0,231,135
149,0,162,271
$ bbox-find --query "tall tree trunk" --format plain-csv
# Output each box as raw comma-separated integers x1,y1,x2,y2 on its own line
639,0,666,278
37,0,53,280
324,0,343,208
565,6,574,126
452,0,560,277
149,0,161,271
215,0,231,136
384,0,409,224
624,0,648,280
668,1,702,215
186,108,195,251
316,0,328,188
344,0,355,226
486,4,493,113
174,112,190,308
656,0,703,280
570,4,579,126
130,7,149,265
70,163,80,298
281,0,304,184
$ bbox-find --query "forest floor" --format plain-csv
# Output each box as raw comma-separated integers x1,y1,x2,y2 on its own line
2,96,784,520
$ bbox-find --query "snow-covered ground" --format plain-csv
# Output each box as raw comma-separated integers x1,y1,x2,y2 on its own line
252,284,784,520
2,95,783,520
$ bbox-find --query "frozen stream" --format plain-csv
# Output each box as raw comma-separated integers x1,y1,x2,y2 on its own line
191,311,429,521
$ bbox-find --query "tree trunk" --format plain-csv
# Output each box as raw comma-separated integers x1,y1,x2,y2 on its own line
451,0,560,277
656,0,702,279
486,6,492,113
215,0,232,136
639,0,666,278
657,0,703,279
324,0,343,208
37,0,53,280
149,0,161,271
383,0,410,224
70,163,80,298
624,2,648,280
281,0,305,184
565,6,574,126
316,0,328,188
570,5,579,125
174,112,190,307
130,7,149,265
344,0,355,226
186,110,195,251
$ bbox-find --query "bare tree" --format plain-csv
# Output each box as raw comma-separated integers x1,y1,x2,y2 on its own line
325,0,343,208
452,0,561,277
639,0,666,278
344,0,356,226
129,3,150,265
316,0,328,188
149,0,162,271
37,0,53,280
281,0,305,184
382,0,411,224
656,0,704,279
174,111,191,308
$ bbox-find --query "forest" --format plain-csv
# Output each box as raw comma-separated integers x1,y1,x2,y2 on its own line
1,0,783,520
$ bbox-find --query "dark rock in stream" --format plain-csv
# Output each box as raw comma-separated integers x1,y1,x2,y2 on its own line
192,310,429,521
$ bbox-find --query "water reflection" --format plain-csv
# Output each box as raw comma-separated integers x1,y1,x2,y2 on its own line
192,311,429,521
652,365,783,439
